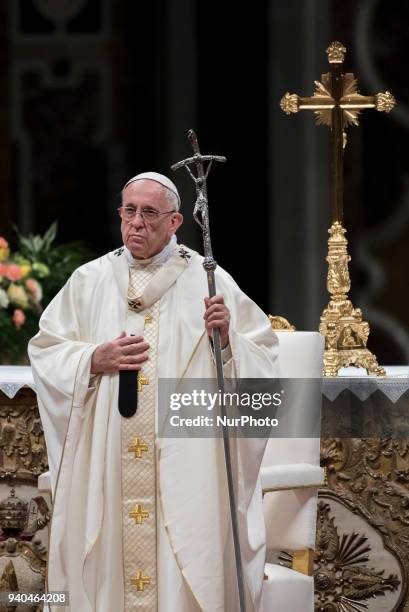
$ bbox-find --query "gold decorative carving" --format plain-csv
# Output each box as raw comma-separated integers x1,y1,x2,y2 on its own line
0,389,48,484
326,41,346,63
0,387,50,609
315,500,400,611
0,559,18,591
0,538,47,576
0,488,28,531
320,435,409,609
0,488,49,535
279,92,299,115
323,439,409,533
376,91,396,113
0,485,50,610
311,75,333,127
319,222,385,376
268,315,296,331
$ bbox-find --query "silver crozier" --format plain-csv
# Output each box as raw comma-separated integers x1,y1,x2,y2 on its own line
172,129,247,612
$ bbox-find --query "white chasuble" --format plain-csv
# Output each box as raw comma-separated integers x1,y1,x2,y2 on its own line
28,243,279,612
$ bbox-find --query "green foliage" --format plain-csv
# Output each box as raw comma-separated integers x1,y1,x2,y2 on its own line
0,223,92,364
0,309,39,364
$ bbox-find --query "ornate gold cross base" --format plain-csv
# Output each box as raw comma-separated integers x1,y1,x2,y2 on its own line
319,222,385,377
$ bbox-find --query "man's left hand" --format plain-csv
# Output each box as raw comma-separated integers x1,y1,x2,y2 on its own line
204,295,230,349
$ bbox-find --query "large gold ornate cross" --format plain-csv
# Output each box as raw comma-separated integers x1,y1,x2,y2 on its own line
281,41,395,223
280,42,395,376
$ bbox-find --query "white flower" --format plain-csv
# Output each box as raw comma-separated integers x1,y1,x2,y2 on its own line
0,287,8,309
7,283,29,309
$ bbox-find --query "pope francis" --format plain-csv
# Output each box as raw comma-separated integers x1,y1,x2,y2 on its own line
28,172,278,612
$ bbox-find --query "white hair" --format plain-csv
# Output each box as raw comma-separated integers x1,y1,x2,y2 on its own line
164,187,179,211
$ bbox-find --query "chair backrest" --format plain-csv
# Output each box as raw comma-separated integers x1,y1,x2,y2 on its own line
275,331,324,378
262,331,324,552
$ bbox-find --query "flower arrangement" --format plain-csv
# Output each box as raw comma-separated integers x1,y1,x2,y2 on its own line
0,223,91,363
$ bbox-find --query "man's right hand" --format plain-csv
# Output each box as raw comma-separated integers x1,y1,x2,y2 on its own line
91,332,150,374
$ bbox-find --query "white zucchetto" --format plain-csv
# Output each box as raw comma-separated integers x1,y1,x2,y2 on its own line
123,171,181,210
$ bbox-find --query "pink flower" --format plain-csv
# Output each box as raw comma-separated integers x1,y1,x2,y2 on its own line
0,237,8,249
25,278,43,303
12,309,26,329
5,264,23,282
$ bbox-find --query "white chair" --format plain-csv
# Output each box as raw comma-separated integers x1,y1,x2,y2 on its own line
261,331,324,612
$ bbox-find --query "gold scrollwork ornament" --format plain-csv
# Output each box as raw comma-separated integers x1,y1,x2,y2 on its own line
319,222,385,376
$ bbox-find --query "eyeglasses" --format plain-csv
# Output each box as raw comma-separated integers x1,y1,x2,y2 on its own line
117,206,175,223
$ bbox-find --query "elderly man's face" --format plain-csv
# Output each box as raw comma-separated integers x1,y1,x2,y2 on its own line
120,179,183,259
